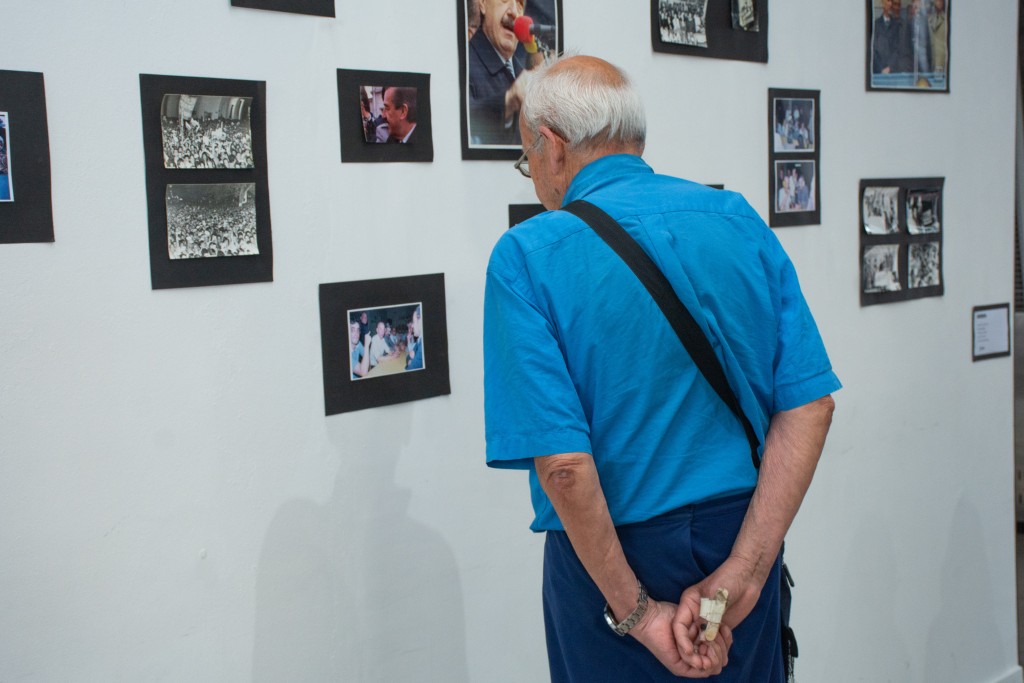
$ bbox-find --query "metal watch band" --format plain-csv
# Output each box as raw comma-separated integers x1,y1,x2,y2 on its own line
603,580,648,636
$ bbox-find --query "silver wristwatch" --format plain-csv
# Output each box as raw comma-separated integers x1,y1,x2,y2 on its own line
603,580,648,636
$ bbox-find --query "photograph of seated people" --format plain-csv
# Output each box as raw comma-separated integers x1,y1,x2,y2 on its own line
348,303,425,380
360,86,417,144
466,0,557,147
775,161,815,213
870,0,949,89
773,98,814,152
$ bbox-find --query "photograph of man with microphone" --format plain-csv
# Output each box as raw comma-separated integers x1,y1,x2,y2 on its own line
463,0,559,150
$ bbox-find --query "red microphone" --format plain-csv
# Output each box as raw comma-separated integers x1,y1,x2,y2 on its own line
513,15,539,54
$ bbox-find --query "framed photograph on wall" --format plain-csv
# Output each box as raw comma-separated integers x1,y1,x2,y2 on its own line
651,0,768,63
768,88,820,227
230,0,335,17
0,69,54,244
140,74,273,290
457,0,564,160
859,177,944,306
866,0,949,92
337,69,433,163
319,273,451,415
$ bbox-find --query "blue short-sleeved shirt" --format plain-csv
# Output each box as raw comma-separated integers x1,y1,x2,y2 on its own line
484,155,841,531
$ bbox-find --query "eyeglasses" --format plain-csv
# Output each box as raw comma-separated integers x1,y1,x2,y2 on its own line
514,137,543,178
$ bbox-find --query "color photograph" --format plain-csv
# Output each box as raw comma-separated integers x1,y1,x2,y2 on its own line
0,112,11,202
867,0,950,92
773,97,815,152
774,160,816,213
359,86,418,144
348,302,426,380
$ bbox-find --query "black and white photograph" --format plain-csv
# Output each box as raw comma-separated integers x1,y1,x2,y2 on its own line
658,0,709,48
909,241,941,288
862,185,900,234
0,112,12,202
731,0,758,31
161,94,253,169
458,0,563,159
862,244,901,293
907,188,941,233
348,302,426,381
166,183,258,260
773,97,814,152
338,69,433,163
320,274,450,415
867,0,950,92
774,160,815,213
359,86,419,144
140,74,272,289
230,0,335,17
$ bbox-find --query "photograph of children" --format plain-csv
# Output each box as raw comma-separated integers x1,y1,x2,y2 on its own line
907,189,941,233
774,161,816,213
0,112,11,202
658,0,709,48
868,0,949,92
348,302,425,380
731,0,758,31
360,86,418,144
862,186,900,234
862,244,902,293
160,94,254,169
165,183,258,260
909,241,941,288
463,0,560,152
772,98,815,152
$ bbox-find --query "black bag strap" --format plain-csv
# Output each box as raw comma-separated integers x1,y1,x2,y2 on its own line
562,199,762,470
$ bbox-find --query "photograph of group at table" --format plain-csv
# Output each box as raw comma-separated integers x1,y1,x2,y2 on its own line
348,303,425,380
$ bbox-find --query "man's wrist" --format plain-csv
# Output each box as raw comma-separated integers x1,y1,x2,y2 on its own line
603,580,648,636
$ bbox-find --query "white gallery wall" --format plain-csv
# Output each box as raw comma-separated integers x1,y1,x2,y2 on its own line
1,1,1020,682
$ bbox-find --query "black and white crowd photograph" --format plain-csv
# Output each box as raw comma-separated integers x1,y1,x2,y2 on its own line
0,112,12,202
909,241,941,288
862,244,901,293
347,302,425,381
862,186,900,234
731,0,758,31
160,94,254,169
359,85,418,144
773,97,815,152
774,160,815,213
907,189,941,233
165,183,258,260
658,0,709,48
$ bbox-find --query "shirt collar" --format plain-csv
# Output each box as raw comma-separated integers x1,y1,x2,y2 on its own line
561,154,653,207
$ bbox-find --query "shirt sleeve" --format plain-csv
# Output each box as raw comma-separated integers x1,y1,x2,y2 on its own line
768,236,842,413
483,250,593,470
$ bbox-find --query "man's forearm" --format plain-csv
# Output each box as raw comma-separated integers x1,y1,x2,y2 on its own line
535,452,640,620
729,395,835,586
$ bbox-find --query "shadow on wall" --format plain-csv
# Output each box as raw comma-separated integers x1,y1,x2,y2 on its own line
252,410,469,681
924,499,1008,683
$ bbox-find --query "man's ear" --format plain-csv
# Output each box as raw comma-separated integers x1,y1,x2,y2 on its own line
538,125,566,171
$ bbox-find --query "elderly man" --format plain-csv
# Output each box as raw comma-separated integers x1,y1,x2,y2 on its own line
375,87,417,144
468,0,529,145
483,56,839,681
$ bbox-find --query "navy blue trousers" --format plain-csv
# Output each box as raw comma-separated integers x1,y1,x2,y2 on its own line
542,493,784,682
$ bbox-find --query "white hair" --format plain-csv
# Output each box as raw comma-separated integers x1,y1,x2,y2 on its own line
521,56,646,153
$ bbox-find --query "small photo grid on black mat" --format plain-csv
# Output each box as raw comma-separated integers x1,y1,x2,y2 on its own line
768,88,820,228
859,177,944,306
139,74,272,290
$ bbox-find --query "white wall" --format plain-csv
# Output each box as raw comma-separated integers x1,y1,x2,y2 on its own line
1,2,1020,682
